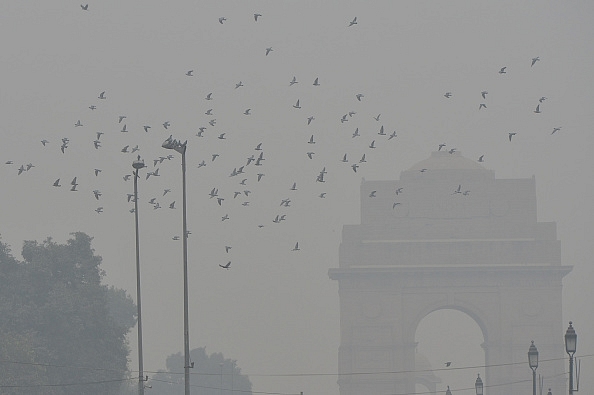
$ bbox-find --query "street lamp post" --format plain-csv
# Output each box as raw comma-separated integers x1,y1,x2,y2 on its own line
528,341,539,395
132,156,146,395
162,136,191,395
565,322,577,395
475,374,483,395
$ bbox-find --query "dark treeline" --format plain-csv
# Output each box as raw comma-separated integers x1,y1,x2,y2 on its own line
0,232,136,395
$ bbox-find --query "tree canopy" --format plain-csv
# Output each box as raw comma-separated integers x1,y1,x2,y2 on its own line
0,232,137,395
149,347,253,395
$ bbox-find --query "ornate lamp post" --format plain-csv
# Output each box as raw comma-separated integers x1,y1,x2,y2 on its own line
162,136,191,395
132,155,146,395
528,341,539,395
565,322,577,395
475,374,483,395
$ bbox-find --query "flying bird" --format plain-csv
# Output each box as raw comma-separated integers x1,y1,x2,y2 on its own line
351,163,359,172
93,190,102,200
509,132,517,141
479,103,487,110
289,76,298,86
235,81,243,89
478,155,485,162
219,261,231,269
219,17,227,24
444,92,452,98
352,128,360,138
356,93,364,101
163,121,170,129
388,131,397,140
378,125,386,135
244,109,251,115
359,154,366,163
41,139,49,146
481,91,488,99
118,115,126,123
307,116,315,125
308,135,315,144
169,201,176,209
74,120,82,127
94,169,101,176
293,99,301,109
53,179,61,187
254,13,262,21
95,207,103,214
369,191,377,198
313,77,320,86
81,4,88,10
98,91,106,99
531,56,540,67
445,362,452,367
265,47,273,56
307,152,315,159
373,114,381,121
143,125,151,132
369,140,376,149
205,92,213,100
292,242,300,251
534,104,541,113
17,165,26,175
498,67,507,74
349,17,357,26
552,127,561,134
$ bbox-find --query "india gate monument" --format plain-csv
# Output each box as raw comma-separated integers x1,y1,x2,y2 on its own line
329,151,572,395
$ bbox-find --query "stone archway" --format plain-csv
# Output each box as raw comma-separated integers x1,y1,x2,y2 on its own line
329,152,571,395
414,308,485,395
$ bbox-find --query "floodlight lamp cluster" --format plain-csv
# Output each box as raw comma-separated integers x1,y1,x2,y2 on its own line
162,135,187,154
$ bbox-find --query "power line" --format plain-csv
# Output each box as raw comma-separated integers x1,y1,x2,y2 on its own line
0,378,132,389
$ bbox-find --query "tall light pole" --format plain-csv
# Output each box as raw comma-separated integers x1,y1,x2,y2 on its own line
132,155,146,395
564,321,577,395
528,341,539,395
475,374,483,395
162,136,191,395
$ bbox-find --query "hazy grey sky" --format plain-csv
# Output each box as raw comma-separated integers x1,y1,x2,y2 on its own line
1,1,593,394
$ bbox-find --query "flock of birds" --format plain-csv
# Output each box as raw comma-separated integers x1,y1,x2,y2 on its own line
4,10,564,272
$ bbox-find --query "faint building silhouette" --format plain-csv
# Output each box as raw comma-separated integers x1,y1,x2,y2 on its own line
329,151,570,395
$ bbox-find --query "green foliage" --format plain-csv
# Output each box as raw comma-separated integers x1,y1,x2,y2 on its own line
149,347,253,395
0,233,137,395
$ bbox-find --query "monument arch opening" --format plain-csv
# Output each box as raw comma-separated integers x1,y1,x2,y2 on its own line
415,308,485,395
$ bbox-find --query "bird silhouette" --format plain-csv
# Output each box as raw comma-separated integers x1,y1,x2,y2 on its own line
219,261,231,269
349,17,357,26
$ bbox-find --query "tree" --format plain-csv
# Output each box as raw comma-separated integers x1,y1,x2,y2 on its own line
0,232,137,395
149,347,253,395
